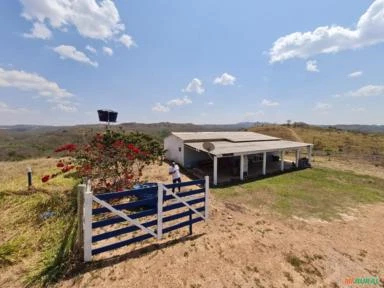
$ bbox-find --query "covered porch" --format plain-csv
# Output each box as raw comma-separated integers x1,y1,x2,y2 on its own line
185,141,313,185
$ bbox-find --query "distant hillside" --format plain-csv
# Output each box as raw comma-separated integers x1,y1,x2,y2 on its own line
324,124,384,134
1,121,383,162
0,122,266,161
249,124,384,167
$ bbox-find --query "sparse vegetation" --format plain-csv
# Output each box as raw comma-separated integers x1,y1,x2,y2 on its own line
0,159,78,287
0,122,226,161
250,125,384,167
1,123,384,287
214,167,384,219
285,252,324,285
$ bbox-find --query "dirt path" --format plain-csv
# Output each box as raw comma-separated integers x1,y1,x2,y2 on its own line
57,196,384,288
287,128,303,142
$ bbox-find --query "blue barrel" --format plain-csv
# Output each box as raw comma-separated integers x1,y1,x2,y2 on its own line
132,183,159,209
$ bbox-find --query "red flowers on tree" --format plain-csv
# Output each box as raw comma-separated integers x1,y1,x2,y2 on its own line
54,144,77,153
41,130,165,193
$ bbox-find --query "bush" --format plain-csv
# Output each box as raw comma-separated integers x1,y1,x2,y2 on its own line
42,130,165,193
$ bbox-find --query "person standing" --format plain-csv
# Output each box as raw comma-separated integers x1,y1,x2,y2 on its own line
169,161,181,192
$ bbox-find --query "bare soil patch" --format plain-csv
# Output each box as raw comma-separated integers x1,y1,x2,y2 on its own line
56,196,384,288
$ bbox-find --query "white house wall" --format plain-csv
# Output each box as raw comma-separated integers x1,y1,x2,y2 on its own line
164,135,184,166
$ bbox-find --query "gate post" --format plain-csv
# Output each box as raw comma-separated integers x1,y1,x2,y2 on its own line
77,184,86,259
83,184,93,262
204,176,209,220
157,183,163,240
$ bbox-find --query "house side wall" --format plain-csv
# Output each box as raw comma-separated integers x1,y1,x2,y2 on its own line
164,135,184,166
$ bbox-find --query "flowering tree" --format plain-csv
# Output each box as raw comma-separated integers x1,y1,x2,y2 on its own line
42,130,165,193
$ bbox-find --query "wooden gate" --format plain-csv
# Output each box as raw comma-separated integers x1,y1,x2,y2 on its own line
78,177,209,262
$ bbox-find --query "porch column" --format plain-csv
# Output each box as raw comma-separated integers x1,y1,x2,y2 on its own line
262,152,267,175
295,149,300,167
243,155,248,175
240,154,244,181
213,156,218,186
307,145,312,164
280,150,285,171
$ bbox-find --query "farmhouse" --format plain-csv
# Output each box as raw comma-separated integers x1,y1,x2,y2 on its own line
164,131,313,185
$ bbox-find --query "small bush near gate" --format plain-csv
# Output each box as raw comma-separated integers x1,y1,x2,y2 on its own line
42,130,165,192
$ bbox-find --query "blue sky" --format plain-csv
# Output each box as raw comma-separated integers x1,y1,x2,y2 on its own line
0,0,384,125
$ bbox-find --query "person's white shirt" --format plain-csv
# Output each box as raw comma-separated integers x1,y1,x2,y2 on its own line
169,164,180,180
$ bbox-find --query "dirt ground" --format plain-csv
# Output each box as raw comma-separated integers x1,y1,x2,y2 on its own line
2,162,383,287
56,195,384,287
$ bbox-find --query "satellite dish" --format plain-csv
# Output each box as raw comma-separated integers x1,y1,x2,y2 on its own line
202,142,215,152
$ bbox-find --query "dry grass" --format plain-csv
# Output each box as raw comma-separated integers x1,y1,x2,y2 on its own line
249,125,302,141
0,159,193,287
0,158,75,193
141,162,194,183
0,158,78,287
250,125,384,167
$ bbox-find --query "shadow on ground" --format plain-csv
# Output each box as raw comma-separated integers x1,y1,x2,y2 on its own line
63,233,205,281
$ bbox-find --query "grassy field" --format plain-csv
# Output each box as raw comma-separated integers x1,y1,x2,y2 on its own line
214,167,384,220
0,159,79,287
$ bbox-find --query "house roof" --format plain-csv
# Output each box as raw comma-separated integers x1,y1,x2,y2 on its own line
172,131,280,142
185,140,312,157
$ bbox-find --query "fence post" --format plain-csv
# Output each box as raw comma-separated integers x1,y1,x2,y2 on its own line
83,184,93,262
189,210,193,235
157,183,163,240
27,167,32,188
77,184,86,258
204,176,209,221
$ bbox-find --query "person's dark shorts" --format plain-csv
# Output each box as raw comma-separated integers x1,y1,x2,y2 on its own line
172,177,181,192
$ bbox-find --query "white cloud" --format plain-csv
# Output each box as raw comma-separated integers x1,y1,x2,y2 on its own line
102,46,113,56
85,45,97,54
21,0,122,39
20,0,135,47
152,96,192,113
53,45,98,67
306,60,319,72
348,71,363,78
346,85,384,97
54,102,78,112
0,67,72,97
314,102,332,110
182,78,204,94
351,107,366,112
167,96,192,107
152,103,170,113
23,22,52,39
261,99,280,106
0,101,33,114
213,73,236,86
207,101,214,105
0,67,76,112
269,0,384,63
119,34,136,48
244,110,264,120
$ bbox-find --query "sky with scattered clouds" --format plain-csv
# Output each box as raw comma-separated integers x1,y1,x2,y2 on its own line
0,0,384,125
